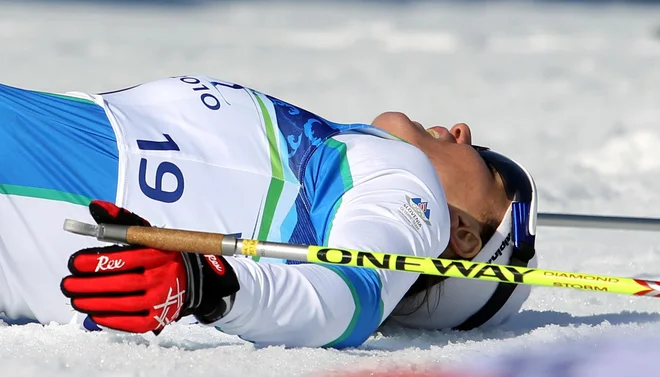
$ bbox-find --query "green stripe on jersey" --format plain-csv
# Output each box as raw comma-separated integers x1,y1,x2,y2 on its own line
321,265,361,348
253,93,285,252
37,91,97,105
0,184,92,205
322,138,353,243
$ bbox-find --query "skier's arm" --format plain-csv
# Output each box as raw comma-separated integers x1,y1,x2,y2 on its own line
209,145,450,348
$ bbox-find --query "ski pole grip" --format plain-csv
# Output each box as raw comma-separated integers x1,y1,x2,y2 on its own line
124,226,225,255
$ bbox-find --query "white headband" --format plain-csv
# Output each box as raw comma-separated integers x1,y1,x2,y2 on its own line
389,205,535,330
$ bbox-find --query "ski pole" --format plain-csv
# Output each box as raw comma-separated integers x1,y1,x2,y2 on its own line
63,219,660,298
538,213,660,232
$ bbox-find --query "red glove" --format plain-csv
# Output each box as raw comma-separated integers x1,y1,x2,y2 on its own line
61,200,240,334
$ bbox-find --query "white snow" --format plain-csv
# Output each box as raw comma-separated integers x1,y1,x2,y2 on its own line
2,1,660,376
576,129,660,175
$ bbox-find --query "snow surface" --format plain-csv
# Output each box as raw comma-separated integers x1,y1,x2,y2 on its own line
2,1,660,376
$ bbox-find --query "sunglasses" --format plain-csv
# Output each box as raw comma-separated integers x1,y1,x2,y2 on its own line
473,145,537,258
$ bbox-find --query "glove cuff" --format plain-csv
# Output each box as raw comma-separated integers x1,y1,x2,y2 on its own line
180,253,240,324
180,253,205,315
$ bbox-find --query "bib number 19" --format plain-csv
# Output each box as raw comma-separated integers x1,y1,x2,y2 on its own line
137,134,184,203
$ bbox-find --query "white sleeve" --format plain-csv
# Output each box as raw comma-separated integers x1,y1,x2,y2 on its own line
209,134,450,348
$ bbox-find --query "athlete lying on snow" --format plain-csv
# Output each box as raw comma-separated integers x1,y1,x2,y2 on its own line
0,76,538,348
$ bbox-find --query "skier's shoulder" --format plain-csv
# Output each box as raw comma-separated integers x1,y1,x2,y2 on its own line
326,130,441,189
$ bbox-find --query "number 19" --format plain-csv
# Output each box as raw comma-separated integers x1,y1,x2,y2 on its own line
137,134,184,203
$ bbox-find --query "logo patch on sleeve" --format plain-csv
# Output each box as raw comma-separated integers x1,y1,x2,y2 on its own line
398,195,432,230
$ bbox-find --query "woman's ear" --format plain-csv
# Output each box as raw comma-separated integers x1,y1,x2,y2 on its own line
448,210,483,259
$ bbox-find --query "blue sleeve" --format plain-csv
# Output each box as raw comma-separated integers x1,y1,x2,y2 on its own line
303,137,385,348
321,265,384,348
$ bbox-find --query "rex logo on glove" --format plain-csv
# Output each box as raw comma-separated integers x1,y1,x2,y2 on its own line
94,255,126,272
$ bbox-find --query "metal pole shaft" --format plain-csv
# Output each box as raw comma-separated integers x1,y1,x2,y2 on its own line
538,213,660,232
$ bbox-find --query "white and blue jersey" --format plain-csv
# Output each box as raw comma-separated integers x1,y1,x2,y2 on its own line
0,76,524,348
0,85,118,324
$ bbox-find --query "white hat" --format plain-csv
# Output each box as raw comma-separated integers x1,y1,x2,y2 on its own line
390,148,538,330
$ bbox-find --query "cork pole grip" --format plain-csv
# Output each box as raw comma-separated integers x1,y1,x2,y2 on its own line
125,226,225,255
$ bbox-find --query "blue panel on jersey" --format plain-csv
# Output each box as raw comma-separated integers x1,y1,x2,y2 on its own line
264,93,365,248
279,200,299,243
301,138,352,245
287,194,318,249
264,93,370,180
0,83,118,203
286,138,352,262
322,265,383,349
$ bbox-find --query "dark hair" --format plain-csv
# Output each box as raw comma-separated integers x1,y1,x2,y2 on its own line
397,218,500,316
